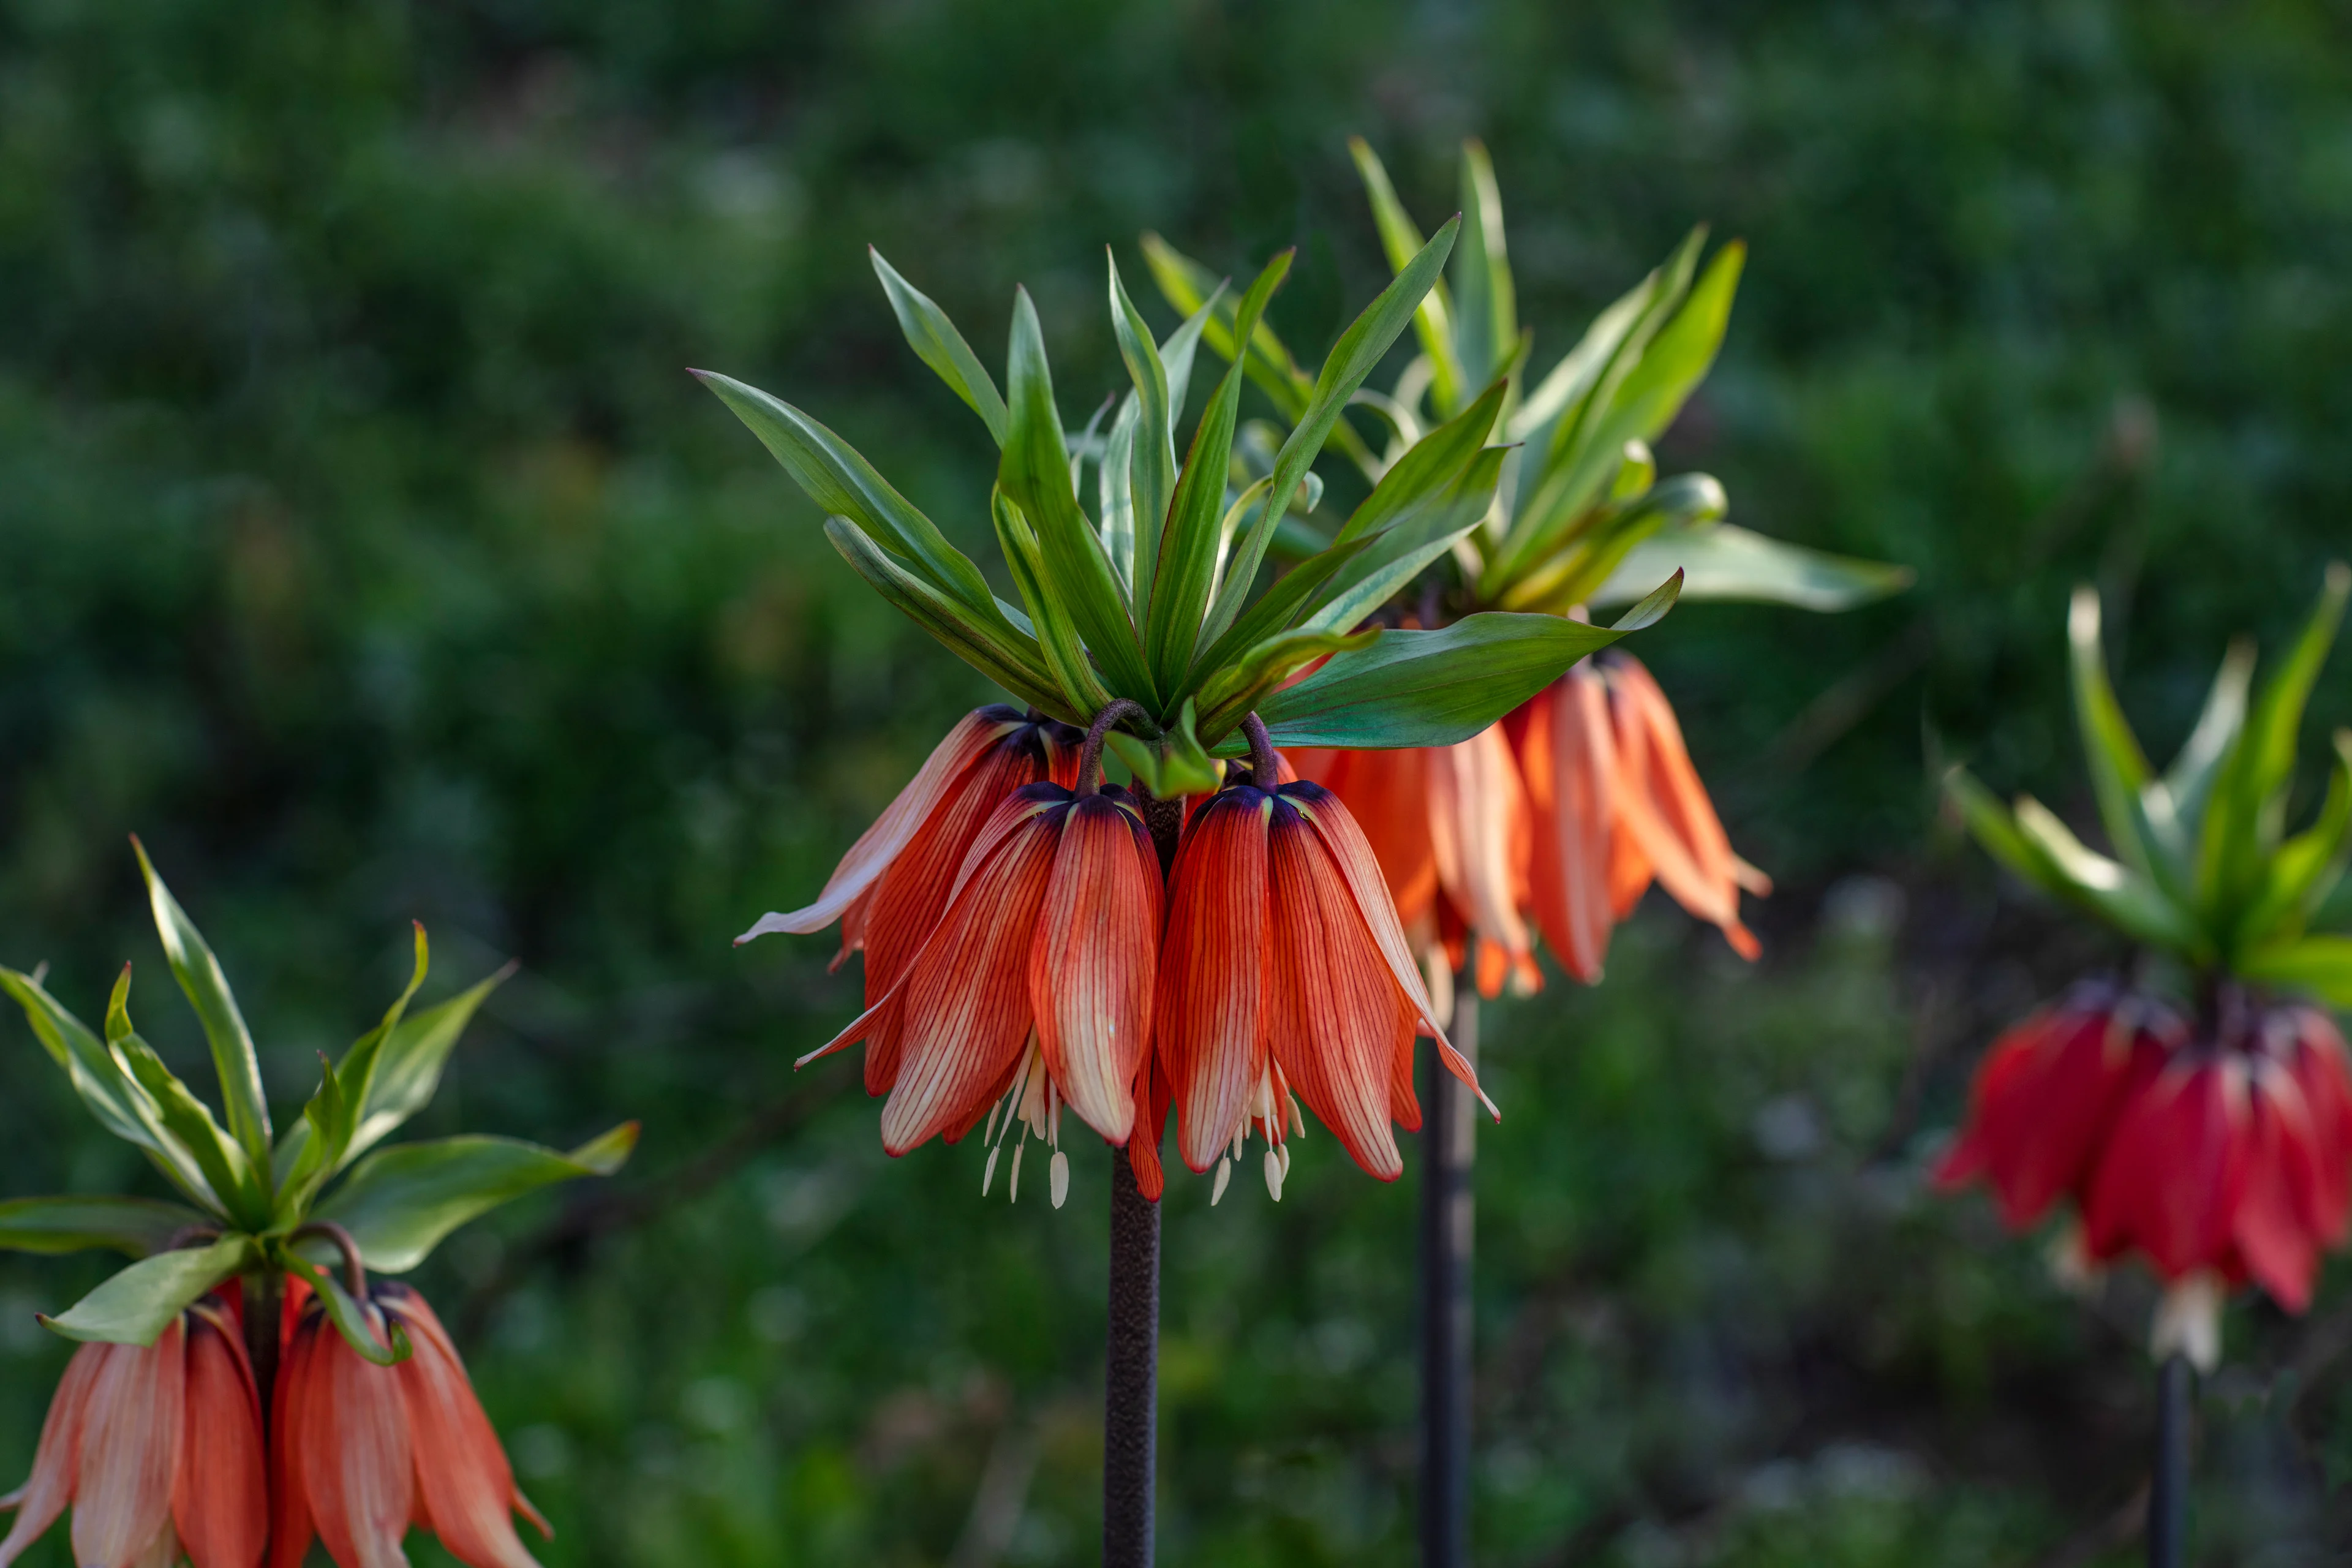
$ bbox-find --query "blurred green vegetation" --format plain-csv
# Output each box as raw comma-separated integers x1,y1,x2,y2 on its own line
1,0,2350,1562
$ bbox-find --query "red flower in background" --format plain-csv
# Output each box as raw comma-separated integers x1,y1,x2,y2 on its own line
0,1295,264,1568
736,705,1082,1093
1940,989,2352,1351
804,780,1163,1204
1303,652,1768,997
1155,763,1493,1190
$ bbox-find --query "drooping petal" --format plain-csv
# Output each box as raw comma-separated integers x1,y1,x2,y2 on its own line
1521,670,1619,984
2236,1061,2324,1312
859,731,1051,1009
1284,782,1493,1117
1029,793,1160,1145
737,706,1025,943
300,1305,414,1568
0,1340,102,1567
1128,1054,1170,1201
72,1323,185,1568
1156,788,1272,1173
1265,799,1409,1179
266,1314,318,1568
877,790,1066,1155
1608,658,1760,957
385,1286,546,1568
1314,748,1439,934
1427,726,1536,997
175,1302,265,1568
2285,1007,2352,1243
2087,1056,2249,1280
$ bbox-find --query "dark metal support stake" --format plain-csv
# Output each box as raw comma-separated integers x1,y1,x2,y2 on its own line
2149,1354,2190,1568
1421,990,1477,1568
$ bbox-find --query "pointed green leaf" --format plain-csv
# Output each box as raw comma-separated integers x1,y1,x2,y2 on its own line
870,248,1010,445
2012,797,2207,957
1253,587,1675,750
1108,255,1179,611
1942,767,2080,905
1348,137,1466,415
1590,522,1914,611
118,1038,265,1227
1201,217,1462,657
2067,588,2158,878
2152,635,2253,854
1146,252,1290,693
1102,699,1221,799
822,515,1076,720
316,1125,639,1274
998,288,1155,703
2236,731,2352,950
0,968,216,1210
1098,394,1142,593
1332,379,1507,549
1196,627,1382,741
132,842,271,1166
1507,266,1659,445
993,488,1117,714
1499,475,1728,612
0,1196,211,1258
1139,233,1312,422
2238,935,2352,1006
1452,139,1515,391
42,1234,253,1346
1301,523,1480,640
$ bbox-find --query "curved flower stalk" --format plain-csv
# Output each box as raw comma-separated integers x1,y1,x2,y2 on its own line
0,844,635,1568
715,225,1692,1195
1940,566,2352,1370
1148,139,1907,995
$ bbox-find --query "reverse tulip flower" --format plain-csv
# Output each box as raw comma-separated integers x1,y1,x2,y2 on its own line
1159,725,1494,1192
802,727,1164,1207
1940,569,2352,1374
0,1295,263,1568
272,1269,550,1568
1932,985,2179,1231
0,846,633,1568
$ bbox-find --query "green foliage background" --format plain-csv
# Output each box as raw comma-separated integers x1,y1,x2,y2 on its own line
2,0,2350,1562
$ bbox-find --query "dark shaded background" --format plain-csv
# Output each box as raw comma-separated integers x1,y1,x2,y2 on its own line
3,1,2350,1562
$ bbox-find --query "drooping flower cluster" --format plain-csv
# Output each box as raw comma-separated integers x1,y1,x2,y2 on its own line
745,712,1487,1204
1938,987,2352,1363
0,848,631,1568
1298,652,1769,1000
1939,570,2352,1367
1,1272,544,1568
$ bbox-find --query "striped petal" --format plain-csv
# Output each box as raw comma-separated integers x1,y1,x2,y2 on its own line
1608,658,1760,958
1128,1054,1170,1200
1266,800,1409,1180
72,1324,185,1568
1427,726,1536,997
877,792,1065,1155
1284,783,1493,1118
175,1303,265,1568
1521,669,1619,984
0,1340,102,1567
1030,794,1161,1145
2087,1056,2249,1278
2237,1061,2324,1311
386,1286,546,1568
300,1304,413,1568
265,1314,318,1568
1313,748,1438,934
737,706,1025,943
1157,789,1272,1173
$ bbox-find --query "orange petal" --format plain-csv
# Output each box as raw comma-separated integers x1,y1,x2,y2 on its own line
0,1341,103,1566
385,1287,542,1568
859,733,1048,1006
1156,789,1272,1172
1316,748,1439,930
1128,1055,1170,1201
1608,658,1759,955
266,1314,318,1568
876,793,1065,1155
300,1304,413,1568
1427,727,1534,994
1265,801,1407,1179
175,1303,265,1568
1288,782,1494,1120
1029,794,1160,1145
1522,670,1619,984
72,1324,184,1568
737,706,1025,943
